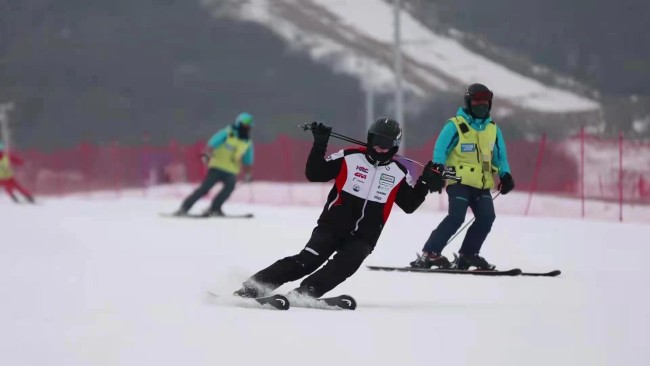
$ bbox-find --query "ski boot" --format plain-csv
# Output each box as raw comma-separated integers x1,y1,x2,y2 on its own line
286,285,320,300
233,281,262,298
200,207,224,217
409,252,452,269
453,253,496,270
172,208,189,217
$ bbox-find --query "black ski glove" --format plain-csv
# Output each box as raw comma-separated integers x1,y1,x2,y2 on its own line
310,121,332,148
418,161,446,193
498,172,515,194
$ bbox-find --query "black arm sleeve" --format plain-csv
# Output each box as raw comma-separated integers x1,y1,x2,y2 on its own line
395,179,428,214
305,145,343,182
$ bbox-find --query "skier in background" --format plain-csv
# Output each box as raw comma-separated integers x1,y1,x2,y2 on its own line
0,142,35,204
174,112,254,217
233,118,442,300
409,83,515,270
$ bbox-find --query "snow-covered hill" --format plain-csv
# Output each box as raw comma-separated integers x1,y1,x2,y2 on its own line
205,0,599,114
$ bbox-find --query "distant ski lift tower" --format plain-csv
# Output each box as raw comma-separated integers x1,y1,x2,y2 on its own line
0,102,14,154
393,0,404,152
364,59,375,131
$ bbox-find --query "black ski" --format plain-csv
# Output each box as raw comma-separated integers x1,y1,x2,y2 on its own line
160,213,254,219
290,294,357,310
206,292,290,310
366,265,522,276
249,294,290,310
521,270,562,277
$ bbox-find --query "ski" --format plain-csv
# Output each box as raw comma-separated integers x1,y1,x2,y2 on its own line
289,294,357,310
291,295,357,310
160,213,254,219
521,270,562,277
366,265,522,276
248,294,290,310
206,292,290,310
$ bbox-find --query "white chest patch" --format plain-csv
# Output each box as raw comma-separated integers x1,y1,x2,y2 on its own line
341,154,405,203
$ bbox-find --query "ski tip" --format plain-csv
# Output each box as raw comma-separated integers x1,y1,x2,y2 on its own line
267,294,290,310
337,294,357,310
521,269,562,277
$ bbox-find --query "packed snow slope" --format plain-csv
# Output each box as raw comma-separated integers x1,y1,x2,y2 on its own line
1,196,648,366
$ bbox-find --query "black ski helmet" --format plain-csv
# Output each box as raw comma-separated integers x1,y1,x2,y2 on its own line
366,118,402,164
464,83,493,119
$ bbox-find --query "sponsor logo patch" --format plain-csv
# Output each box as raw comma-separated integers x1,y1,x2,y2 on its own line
353,184,361,192
354,172,367,179
356,165,369,173
379,173,395,184
461,143,476,152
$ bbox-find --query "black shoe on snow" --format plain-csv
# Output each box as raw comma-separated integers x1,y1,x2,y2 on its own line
453,253,496,270
409,252,452,269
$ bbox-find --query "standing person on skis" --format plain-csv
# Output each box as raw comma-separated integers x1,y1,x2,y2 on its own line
233,118,442,300
174,112,254,217
410,83,515,270
0,142,35,204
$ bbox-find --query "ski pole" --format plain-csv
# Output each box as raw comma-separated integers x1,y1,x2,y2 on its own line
445,191,502,245
299,123,461,181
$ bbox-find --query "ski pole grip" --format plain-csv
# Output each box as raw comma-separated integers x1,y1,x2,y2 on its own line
299,123,313,132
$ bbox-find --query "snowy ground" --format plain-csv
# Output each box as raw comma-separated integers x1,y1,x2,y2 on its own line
1,194,649,366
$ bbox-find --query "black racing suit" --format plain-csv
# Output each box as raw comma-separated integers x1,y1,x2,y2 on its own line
246,142,429,298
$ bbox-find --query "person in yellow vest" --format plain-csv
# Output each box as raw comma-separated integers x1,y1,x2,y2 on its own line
174,113,254,217
0,142,35,204
410,83,515,270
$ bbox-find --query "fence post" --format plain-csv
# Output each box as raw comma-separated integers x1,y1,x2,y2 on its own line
619,131,623,222
524,133,547,216
280,135,294,204
580,126,585,218
111,141,121,198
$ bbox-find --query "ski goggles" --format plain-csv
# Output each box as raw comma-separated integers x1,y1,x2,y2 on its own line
371,134,400,149
469,90,493,102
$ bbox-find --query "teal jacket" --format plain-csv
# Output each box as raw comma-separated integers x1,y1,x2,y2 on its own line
432,107,511,176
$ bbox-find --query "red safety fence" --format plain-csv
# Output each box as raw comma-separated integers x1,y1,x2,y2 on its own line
6,130,650,221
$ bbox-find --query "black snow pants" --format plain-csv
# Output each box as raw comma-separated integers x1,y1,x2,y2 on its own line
248,226,374,298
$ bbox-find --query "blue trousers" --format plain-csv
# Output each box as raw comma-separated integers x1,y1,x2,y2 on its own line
422,184,495,256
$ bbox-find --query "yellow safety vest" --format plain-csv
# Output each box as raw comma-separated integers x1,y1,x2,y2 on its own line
0,154,13,180
446,116,498,189
208,134,251,174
